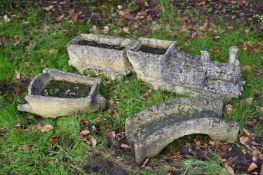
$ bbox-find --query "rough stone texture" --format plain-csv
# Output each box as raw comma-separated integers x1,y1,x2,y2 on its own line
67,34,134,79
17,69,106,118
125,97,239,164
127,37,244,100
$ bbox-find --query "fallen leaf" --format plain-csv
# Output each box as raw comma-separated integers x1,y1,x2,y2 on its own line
247,162,258,172
41,124,53,132
103,26,109,34
80,129,90,136
89,138,97,149
123,26,129,33
141,158,149,168
120,144,130,149
244,97,253,104
92,25,97,33
0,36,9,45
107,99,114,106
225,104,233,115
50,134,62,145
68,8,78,21
3,15,10,23
33,123,53,132
48,49,58,55
107,131,116,141
55,14,64,22
242,128,250,137
20,144,32,151
240,136,249,145
44,5,54,11
226,165,234,175
13,35,20,46
15,70,21,80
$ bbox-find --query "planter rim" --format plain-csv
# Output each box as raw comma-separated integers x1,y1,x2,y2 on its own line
67,33,134,49
128,37,176,56
28,68,99,100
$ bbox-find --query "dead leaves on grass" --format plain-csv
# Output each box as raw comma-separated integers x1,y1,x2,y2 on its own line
32,123,53,132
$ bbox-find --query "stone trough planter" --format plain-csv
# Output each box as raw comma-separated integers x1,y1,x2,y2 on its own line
128,39,243,99
17,69,106,118
125,97,239,164
127,37,176,84
67,34,134,79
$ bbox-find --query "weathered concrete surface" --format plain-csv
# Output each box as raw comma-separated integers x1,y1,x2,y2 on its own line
18,69,106,118
67,34,134,79
125,97,239,164
127,38,243,100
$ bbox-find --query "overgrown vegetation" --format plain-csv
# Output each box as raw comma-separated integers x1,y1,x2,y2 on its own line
0,0,262,174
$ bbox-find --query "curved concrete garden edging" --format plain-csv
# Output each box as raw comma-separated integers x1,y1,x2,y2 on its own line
67,34,134,79
17,69,106,118
125,97,239,164
127,38,243,100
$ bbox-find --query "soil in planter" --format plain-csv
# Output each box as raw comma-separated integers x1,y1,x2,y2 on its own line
77,40,125,50
138,45,167,55
41,80,91,98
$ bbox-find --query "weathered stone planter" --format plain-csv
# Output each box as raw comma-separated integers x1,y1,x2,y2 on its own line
17,69,106,118
127,37,176,84
67,34,134,79
125,97,239,164
128,39,243,100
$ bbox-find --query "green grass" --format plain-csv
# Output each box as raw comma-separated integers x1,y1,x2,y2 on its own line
0,1,262,174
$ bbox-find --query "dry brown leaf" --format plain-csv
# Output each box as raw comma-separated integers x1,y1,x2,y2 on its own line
247,162,258,172
240,136,249,145
55,14,64,22
226,165,234,175
48,49,58,55
92,25,97,33
123,26,129,33
244,97,253,104
242,128,250,137
120,144,130,149
80,129,90,136
68,9,78,21
15,70,21,80
13,35,20,46
107,99,114,106
41,124,53,132
103,26,109,34
89,138,97,149
141,158,149,168
44,5,54,11
20,144,32,151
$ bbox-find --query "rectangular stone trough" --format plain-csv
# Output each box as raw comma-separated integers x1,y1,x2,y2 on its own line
127,37,176,87
17,69,106,118
67,34,134,78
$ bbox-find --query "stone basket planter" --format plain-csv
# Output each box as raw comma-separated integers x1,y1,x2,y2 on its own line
17,69,106,118
67,34,134,79
127,37,176,85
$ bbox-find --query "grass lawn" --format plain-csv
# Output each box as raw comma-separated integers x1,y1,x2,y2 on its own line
0,1,262,174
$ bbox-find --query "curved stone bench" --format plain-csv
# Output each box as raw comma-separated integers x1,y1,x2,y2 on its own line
125,97,239,164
